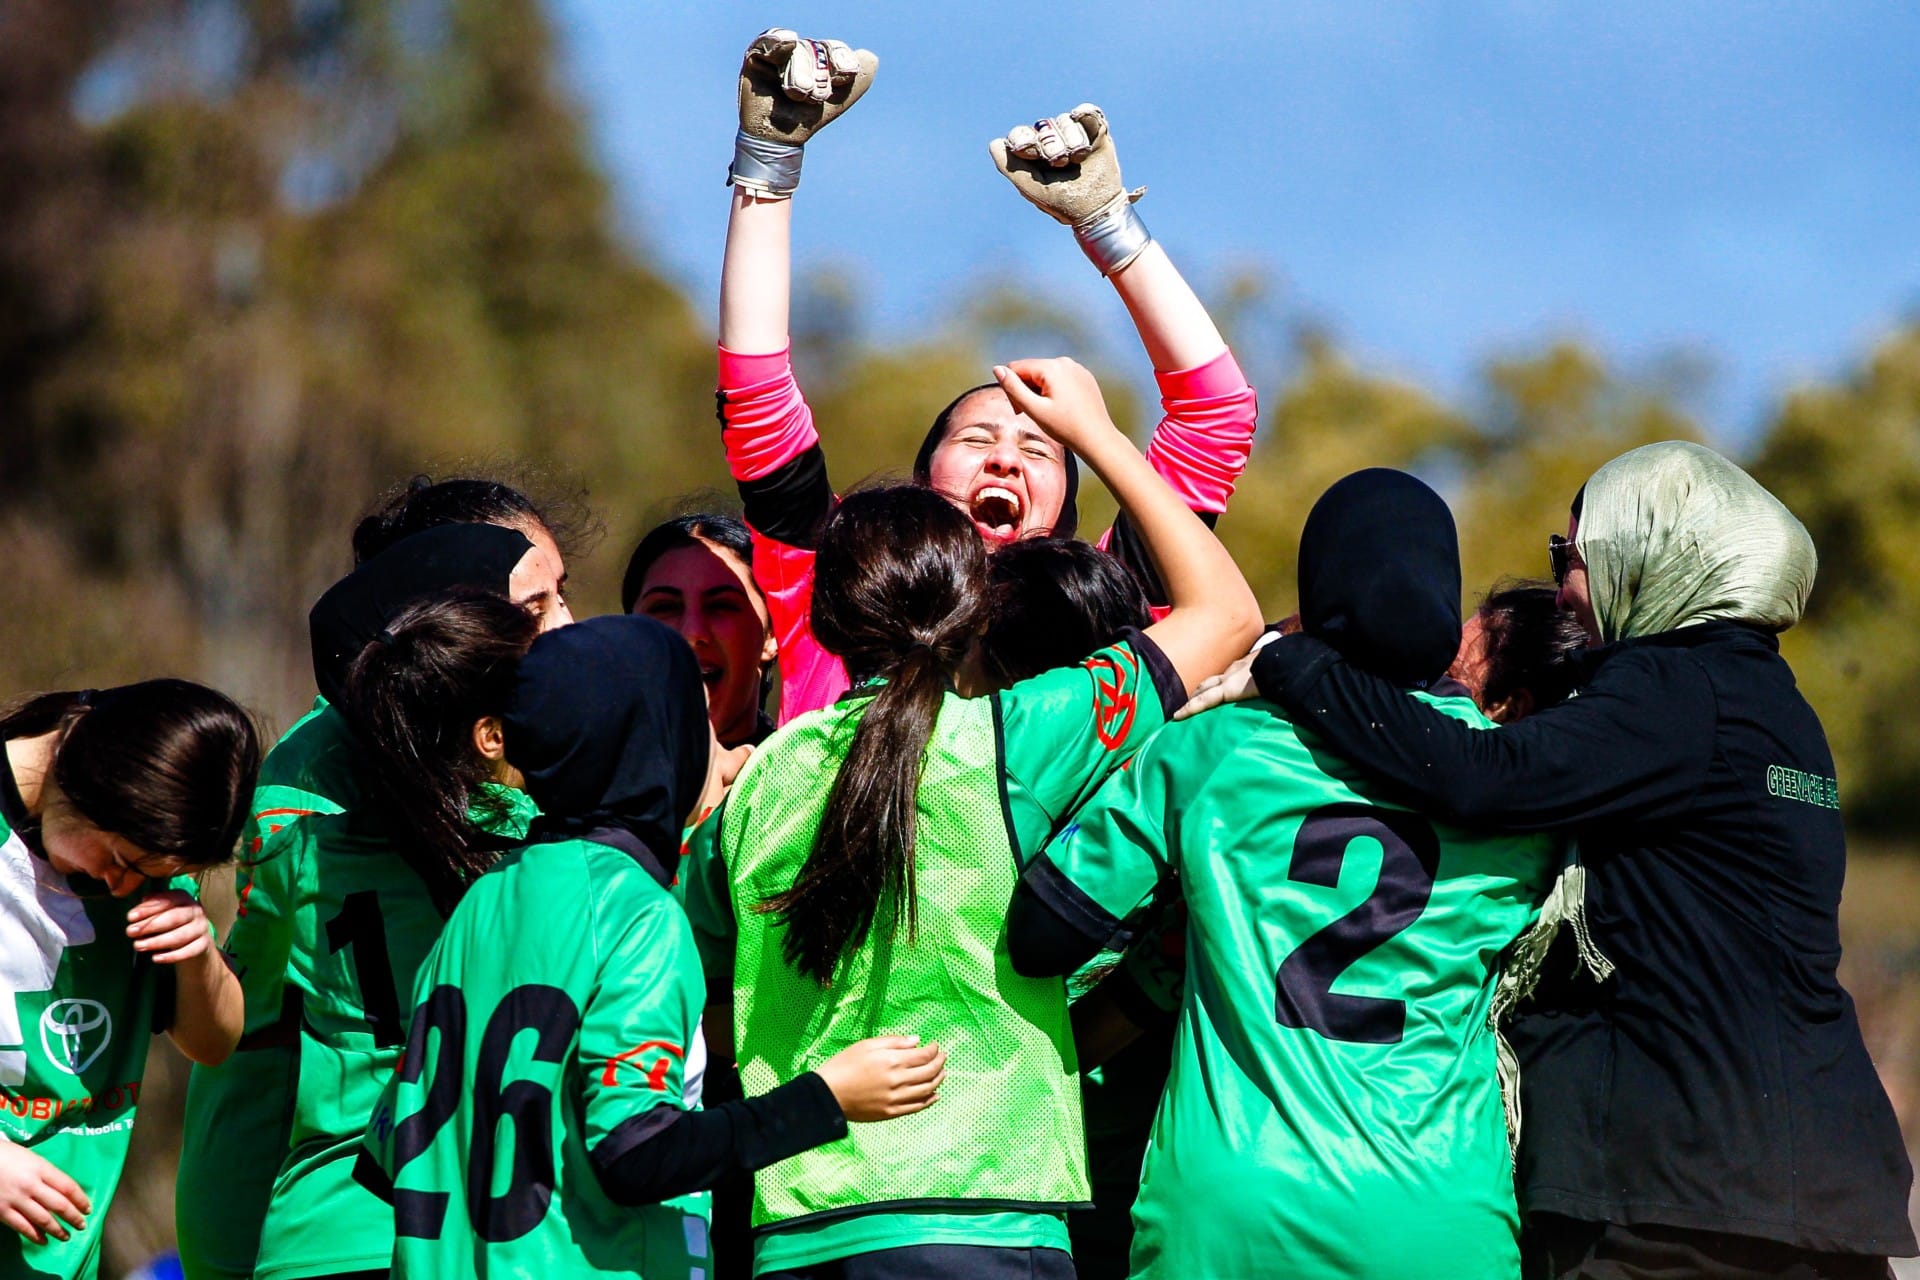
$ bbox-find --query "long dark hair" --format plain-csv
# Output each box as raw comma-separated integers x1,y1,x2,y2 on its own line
980,536,1150,687
0,681,261,869
619,511,758,614
342,589,539,914
352,471,601,565
1477,579,1587,713
758,486,989,983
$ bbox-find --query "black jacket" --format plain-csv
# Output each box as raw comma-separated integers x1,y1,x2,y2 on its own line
1254,621,1915,1256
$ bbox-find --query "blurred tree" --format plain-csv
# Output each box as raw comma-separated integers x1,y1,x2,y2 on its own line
1220,328,1472,617
1455,340,1703,600
0,0,718,723
1750,323,1920,833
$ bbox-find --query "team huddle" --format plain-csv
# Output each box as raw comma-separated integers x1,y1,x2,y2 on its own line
2,28,1914,1280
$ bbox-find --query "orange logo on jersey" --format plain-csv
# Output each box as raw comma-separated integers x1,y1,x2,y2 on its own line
1084,650,1139,750
602,1040,684,1092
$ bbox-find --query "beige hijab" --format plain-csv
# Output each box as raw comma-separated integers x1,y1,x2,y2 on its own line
1575,441,1817,643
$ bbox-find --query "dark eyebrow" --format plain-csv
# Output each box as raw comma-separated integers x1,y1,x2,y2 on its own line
640,584,685,600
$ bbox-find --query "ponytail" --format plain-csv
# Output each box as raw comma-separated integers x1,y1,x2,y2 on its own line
758,487,988,984
343,589,538,914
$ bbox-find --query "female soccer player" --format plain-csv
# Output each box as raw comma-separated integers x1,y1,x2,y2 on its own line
178,479,579,1280
622,511,776,1280
241,522,566,1280
624,513,777,749
359,614,946,1279
1006,469,1562,1279
1052,578,1584,1280
715,29,1258,723
1225,442,1917,1277
681,357,1259,1279
1,680,259,1280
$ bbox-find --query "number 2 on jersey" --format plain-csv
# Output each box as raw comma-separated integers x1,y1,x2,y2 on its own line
1274,804,1441,1045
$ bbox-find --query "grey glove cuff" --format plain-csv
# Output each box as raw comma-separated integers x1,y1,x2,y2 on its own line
728,131,804,197
1073,193,1152,276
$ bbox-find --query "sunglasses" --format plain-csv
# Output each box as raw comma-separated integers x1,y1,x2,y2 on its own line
1548,534,1581,587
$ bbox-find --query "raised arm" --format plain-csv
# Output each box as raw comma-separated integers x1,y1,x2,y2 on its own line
718,30,877,722
989,105,1257,600
719,190,792,356
716,27,877,477
995,359,1260,690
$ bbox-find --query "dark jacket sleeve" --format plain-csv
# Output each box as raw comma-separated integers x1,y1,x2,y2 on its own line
1251,634,1716,832
589,1071,846,1207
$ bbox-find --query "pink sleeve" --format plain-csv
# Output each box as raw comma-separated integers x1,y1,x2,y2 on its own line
718,344,819,482
1142,348,1257,514
748,530,850,726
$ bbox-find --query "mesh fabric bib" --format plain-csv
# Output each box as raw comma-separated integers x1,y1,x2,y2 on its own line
721,692,1090,1227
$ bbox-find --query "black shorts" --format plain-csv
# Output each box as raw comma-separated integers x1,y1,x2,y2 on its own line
1525,1215,1894,1280
758,1245,1074,1280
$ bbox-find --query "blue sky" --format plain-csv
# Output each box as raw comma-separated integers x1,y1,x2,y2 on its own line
551,2,1920,441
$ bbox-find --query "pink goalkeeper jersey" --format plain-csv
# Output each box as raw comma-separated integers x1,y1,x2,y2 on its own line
718,344,1257,725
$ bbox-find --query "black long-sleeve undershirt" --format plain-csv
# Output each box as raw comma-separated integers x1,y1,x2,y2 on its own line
354,1071,845,1211
590,1069,845,1206
1006,853,1131,980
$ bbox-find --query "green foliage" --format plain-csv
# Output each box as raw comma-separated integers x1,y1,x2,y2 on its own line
1751,327,1920,833
7,5,1920,1273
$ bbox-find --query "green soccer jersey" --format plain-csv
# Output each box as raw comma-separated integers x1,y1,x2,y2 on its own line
179,700,353,1280
682,636,1180,1274
251,748,538,1280
1036,692,1557,1280
0,766,197,1280
364,834,711,1280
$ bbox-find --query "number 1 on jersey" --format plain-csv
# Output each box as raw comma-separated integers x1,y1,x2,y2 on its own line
325,889,406,1047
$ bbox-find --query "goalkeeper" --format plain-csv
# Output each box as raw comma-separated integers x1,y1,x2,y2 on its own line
713,29,1258,723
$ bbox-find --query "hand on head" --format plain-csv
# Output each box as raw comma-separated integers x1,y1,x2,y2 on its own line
991,358,1115,456
126,889,215,964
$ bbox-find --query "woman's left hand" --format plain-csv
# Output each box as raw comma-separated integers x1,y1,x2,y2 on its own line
1175,627,1288,720
126,890,213,964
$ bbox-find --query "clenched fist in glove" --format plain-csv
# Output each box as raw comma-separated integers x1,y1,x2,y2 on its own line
729,28,878,198
990,104,1151,276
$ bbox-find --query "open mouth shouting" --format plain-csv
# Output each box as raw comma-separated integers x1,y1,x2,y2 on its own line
698,661,725,693
970,484,1024,542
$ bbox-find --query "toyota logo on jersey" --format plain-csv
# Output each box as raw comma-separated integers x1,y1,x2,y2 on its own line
41,998,113,1076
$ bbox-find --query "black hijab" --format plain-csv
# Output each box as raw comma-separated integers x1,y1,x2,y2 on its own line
307,524,533,706
502,615,711,885
1297,468,1461,688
